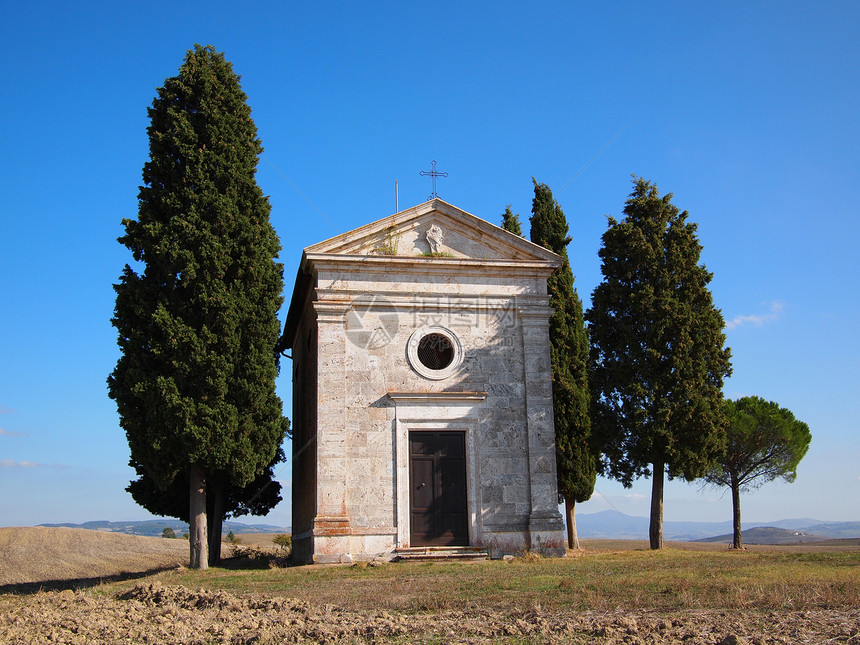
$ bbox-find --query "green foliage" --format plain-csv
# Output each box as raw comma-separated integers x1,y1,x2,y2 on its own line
125,447,286,523
529,179,597,506
418,251,454,258
226,530,240,544
371,227,400,255
704,397,811,548
705,397,811,492
586,177,732,488
500,205,523,236
108,45,288,558
272,533,292,554
162,527,176,539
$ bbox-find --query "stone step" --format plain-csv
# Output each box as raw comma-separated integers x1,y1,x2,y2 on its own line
393,546,489,561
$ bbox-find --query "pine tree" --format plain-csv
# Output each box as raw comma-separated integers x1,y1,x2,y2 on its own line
501,205,523,236
108,45,288,569
586,177,731,549
529,179,597,549
704,397,810,549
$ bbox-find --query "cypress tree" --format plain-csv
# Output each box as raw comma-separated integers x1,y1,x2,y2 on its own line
125,446,286,562
108,45,288,569
529,179,597,549
501,205,523,236
586,177,731,549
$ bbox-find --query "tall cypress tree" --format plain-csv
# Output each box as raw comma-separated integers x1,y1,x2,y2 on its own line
108,45,288,569
529,179,597,549
586,178,731,549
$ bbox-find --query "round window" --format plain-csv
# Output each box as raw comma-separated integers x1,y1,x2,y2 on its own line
417,333,454,370
407,326,463,380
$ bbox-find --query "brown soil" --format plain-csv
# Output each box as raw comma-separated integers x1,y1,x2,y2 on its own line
1,581,858,644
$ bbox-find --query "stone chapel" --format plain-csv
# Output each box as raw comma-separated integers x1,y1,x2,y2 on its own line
281,199,567,563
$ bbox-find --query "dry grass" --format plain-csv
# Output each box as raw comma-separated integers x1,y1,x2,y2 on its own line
0,527,187,587
140,539,860,614
227,532,282,548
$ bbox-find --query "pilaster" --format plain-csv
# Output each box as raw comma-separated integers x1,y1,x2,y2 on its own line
312,301,352,559
519,307,565,549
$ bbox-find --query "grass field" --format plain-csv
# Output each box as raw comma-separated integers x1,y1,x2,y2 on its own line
117,539,860,614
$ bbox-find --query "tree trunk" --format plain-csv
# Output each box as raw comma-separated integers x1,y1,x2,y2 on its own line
208,482,224,566
731,474,743,549
649,462,664,550
189,464,209,570
564,496,581,550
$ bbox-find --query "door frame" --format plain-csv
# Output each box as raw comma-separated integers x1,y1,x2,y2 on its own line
388,391,486,549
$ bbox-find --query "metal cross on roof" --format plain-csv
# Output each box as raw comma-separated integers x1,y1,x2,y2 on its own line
419,160,448,199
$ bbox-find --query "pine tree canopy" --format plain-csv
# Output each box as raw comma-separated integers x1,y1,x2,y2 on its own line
529,179,596,505
705,396,811,491
108,44,288,499
702,395,810,549
586,177,732,487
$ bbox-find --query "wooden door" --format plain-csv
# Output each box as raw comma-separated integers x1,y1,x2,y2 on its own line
409,431,468,546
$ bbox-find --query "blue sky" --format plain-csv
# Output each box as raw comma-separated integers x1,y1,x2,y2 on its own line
1,1,858,530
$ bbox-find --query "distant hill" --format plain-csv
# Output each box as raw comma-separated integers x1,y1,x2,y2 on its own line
38,519,288,537
576,510,860,543
695,526,830,545
576,510,733,541
803,521,860,538
34,514,859,543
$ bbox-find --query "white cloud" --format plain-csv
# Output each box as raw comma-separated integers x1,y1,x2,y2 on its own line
0,459,70,470
725,301,785,330
0,459,40,468
623,493,647,502
0,428,27,437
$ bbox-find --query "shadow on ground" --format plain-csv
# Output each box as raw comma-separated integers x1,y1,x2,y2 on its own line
0,567,180,596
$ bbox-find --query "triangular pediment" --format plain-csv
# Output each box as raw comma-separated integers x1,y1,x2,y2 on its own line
305,199,560,264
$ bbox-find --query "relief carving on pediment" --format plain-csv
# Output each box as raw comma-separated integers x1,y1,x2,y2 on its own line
425,224,444,253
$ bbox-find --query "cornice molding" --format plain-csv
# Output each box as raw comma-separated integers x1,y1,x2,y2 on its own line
387,391,488,404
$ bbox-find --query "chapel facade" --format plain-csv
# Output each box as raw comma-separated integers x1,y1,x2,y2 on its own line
281,199,566,563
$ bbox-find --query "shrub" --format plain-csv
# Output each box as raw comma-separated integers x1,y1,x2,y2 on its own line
229,544,288,568
418,251,454,258
272,533,292,555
